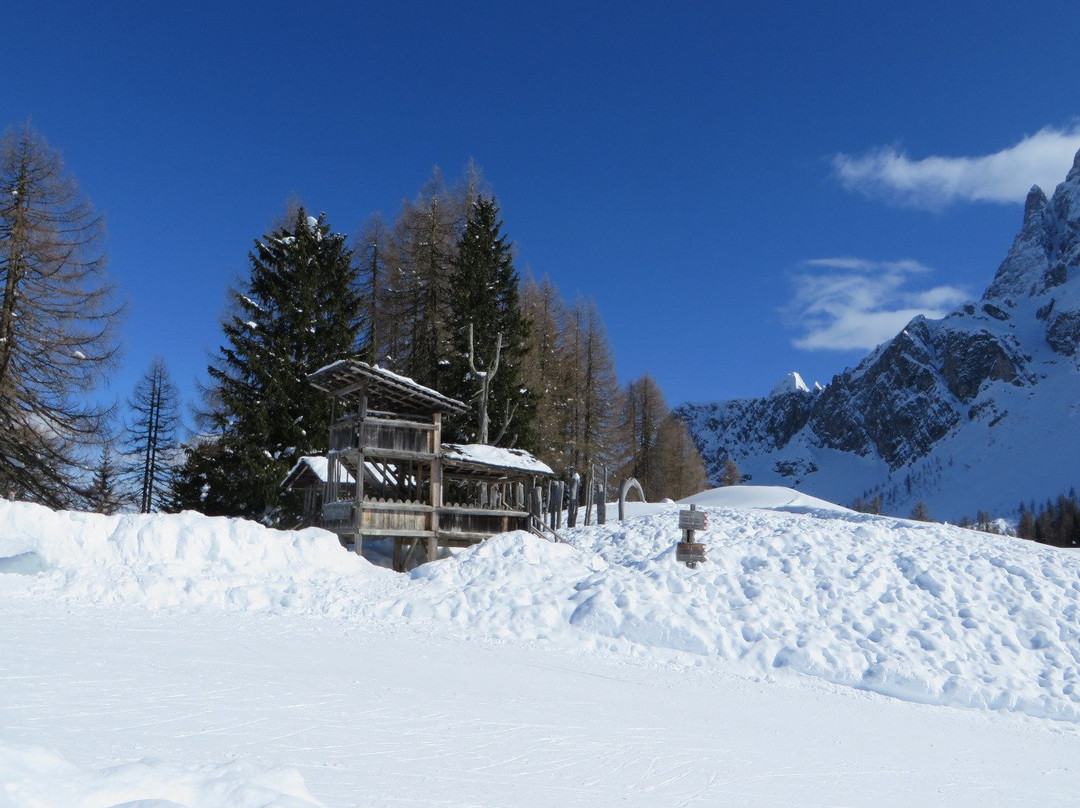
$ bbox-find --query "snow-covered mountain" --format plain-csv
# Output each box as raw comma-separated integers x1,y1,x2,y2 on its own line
678,149,1080,521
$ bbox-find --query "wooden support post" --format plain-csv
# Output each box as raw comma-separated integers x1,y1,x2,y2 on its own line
393,537,403,572
567,475,579,528
403,538,421,569
583,468,592,526
430,412,442,565
552,481,565,530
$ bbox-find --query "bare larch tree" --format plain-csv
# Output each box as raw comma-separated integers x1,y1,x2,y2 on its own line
125,357,181,513
0,123,122,506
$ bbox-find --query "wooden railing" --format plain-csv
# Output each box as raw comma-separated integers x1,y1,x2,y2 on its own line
437,506,530,538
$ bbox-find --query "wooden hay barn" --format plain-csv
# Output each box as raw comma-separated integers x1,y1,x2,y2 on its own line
292,360,555,570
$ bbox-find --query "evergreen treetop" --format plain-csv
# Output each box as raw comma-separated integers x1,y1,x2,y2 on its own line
175,207,364,523
445,195,534,448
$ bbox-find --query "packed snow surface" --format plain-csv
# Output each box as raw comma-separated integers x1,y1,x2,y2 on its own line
3,488,1080,805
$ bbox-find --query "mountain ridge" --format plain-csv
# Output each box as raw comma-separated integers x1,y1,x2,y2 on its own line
678,149,1080,521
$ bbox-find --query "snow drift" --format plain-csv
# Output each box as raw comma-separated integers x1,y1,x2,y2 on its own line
0,501,398,612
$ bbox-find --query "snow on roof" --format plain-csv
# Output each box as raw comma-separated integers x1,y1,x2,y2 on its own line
284,456,356,485
308,360,467,414
441,443,554,476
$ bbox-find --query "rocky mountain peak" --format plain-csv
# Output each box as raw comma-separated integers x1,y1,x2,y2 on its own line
984,150,1080,304
1023,185,1048,223
1071,146,1080,179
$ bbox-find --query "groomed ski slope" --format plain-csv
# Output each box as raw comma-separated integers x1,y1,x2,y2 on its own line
1,487,1079,806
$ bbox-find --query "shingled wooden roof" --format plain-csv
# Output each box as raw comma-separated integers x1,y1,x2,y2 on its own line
307,360,467,416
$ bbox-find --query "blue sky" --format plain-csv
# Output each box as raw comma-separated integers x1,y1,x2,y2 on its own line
4,1,1080,419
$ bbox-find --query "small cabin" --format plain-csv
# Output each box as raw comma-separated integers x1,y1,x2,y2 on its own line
295,360,554,570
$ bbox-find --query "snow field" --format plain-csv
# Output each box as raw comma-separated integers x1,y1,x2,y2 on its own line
3,490,1080,804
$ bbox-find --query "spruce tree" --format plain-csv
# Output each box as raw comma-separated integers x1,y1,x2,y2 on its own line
86,443,126,515
444,196,534,447
175,207,363,523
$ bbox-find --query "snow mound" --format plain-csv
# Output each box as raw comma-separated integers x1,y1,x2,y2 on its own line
680,484,852,514
380,501,1080,721
0,738,321,808
0,501,396,612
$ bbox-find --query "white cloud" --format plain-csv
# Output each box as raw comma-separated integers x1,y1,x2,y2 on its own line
788,258,968,351
833,124,1080,209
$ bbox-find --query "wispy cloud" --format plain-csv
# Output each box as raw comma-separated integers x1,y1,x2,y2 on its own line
788,258,968,351
833,124,1080,209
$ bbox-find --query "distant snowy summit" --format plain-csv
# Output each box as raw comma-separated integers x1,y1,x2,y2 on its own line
767,372,821,397
677,148,1080,521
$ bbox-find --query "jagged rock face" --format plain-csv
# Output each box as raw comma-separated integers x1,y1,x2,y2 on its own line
936,328,1022,401
678,148,1080,517
815,321,961,467
1047,311,1080,355
682,392,814,481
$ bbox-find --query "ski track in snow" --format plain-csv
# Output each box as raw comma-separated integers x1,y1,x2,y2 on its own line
1,495,1080,805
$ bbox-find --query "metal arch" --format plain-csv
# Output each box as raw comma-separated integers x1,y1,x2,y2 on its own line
618,477,646,521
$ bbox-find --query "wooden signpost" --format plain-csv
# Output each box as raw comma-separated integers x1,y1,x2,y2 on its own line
676,504,707,567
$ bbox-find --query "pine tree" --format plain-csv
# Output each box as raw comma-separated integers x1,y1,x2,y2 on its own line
124,357,182,513
175,207,364,523
0,124,122,506
444,195,534,447
86,443,126,515
910,501,931,522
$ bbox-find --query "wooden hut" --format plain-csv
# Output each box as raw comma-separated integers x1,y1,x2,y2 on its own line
303,360,555,570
